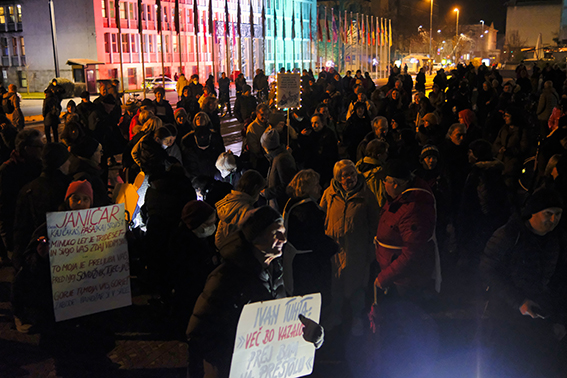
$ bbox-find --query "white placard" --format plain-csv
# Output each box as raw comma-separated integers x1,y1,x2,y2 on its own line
276,73,301,109
47,203,131,322
229,293,321,378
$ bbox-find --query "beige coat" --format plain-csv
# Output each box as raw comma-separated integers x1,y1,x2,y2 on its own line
320,179,379,297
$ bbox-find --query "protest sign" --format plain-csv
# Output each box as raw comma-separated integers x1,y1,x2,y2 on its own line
229,293,321,378
47,203,131,322
276,73,301,109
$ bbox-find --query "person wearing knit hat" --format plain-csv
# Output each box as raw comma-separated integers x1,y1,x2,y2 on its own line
239,206,284,245
42,143,70,173
419,145,440,171
260,128,280,152
181,200,216,237
65,180,94,210
521,188,564,224
71,136,101,161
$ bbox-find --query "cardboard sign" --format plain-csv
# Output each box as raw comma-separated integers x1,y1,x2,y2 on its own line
47,203,131,322
276,73,301,109
229,293,321,378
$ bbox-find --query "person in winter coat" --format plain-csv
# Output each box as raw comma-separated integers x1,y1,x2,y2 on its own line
0,129,43,265
68,137,109,207
13,143,71,270
152,86,175,124
186,206,323,377
11,180,94,333
177,86,200,123
132,125,178,179
176,73,189,98
260,128,297,212
415,67,426,93
168,200,220,337
458,109,483,147
493,109,529,188
320,159,379,335
537,80,560,138
457,139,509,269
374,159,439,300
0,116,17,164
428,84,446,112
181,112,225,178
298,114,339,187
244,103,270,174
213,151,243,188
4,84,24,130
42,87,62,143
355,139,389,209
218,72,232,116
214,169,265,248
479,188,567,377
283,169,338,305
233,85,258,124
416,112,445,147
187,74,204,100
343,102,372,161
174,108,193,139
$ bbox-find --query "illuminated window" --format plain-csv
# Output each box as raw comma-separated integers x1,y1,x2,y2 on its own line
122,34,130,53
19,36,24,55
131,34,137,53
129,3,135,20
119,1,126,19
101,0,107,18
16,4,21,22
0,8,5,24
111,33,118,53
109,1,115,19
165,35,169,53
8,6,14,23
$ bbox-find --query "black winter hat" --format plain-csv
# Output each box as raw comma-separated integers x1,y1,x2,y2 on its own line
522,188,564,218
71,137,100,159
181,200,215,230
239,206,283,243
42,143,69,170
384,159,412,180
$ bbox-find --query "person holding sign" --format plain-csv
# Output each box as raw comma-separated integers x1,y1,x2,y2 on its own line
186,206,323,378
12,180,94,333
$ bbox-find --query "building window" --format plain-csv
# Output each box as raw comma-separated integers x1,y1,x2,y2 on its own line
148,35,154,52
146,4,152,21
131,34,137,53
18,70,27,88
119,1,126,20
16,4,21,22
128,67,136,85
12,38,17,56
173,36,177,53
8,6,14,23
19,36,24,55
101,0,107,18
104,33,111,53
111,33,118,53
122,34,130,53
109,1,115,19
0,38,7,56
0,7,5,24
165,35,169,53
129,3,135,20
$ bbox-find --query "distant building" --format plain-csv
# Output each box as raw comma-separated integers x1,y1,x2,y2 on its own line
0,0,317,93
506,0,562,49
459,22,500,64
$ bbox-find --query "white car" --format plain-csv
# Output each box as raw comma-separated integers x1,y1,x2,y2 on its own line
432,63,443,71
144,76,177,92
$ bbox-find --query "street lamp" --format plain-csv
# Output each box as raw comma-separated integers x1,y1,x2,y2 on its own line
429,0,433,58
454,8,459,40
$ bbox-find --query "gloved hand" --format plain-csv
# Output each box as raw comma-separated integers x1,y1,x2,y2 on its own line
299,314,324,349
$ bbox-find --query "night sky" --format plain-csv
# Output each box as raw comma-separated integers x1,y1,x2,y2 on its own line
436,0,508,33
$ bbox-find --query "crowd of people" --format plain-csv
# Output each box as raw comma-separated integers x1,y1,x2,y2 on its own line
0,60,566,377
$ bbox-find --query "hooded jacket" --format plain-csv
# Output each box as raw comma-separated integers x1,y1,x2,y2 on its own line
375,177,436,289
214,190,257,248
186,231,285,377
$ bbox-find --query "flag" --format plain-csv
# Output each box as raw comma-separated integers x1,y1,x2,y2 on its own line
300,5,303,40
261,0,265,38
361,14,365,44
225,0,230,37
175,0,180,34
208,0,213,36
317,7,321,41
203,11,207,44
116,0,121,27
291,1,295,39
371,15,375,45
356,14,360,43
326,8,331,42
367,15,370,45
250,0,255,38
338,10,342,43
193,0,199,33
332,8,337,43
138,0,143,33
274,4,277,38
389,18,392,47
237,0,241,37
309,8,312,41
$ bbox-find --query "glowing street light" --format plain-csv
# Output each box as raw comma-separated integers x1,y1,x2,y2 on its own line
454,8,459,40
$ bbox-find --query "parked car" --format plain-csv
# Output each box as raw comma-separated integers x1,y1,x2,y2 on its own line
144,76,177,92
432,63,443,71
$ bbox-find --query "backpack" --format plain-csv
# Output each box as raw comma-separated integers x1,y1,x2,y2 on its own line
2,96,14,114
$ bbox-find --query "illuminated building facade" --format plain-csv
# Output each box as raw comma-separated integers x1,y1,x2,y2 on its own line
0,0,317,93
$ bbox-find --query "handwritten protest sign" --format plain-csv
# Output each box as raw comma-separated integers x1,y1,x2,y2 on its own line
276,73,301,109
47,203,131,322
229,293,321,378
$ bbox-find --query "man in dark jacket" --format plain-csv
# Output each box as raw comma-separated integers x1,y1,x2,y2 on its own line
13,143,71,269
0,129,43,266
218,72,232,116
252,69,269,100
187,74,204,100
186,206,323,378
233,85,257,124
480,188,567,377
152,86,175,124
42,88,61,143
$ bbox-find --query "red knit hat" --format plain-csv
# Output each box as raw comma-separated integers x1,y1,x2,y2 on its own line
65,180,94,203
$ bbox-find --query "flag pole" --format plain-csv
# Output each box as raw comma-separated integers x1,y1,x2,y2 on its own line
138,0,146,98
116,0,126,97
